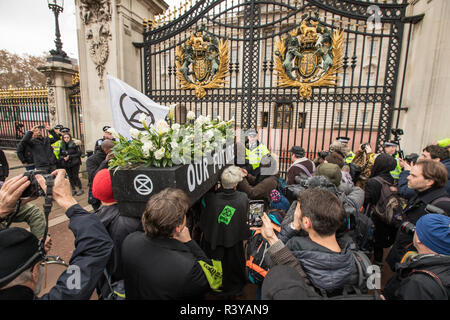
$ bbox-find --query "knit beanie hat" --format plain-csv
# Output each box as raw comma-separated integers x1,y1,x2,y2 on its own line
316,163,342,187
416,214,450,256
270,189,281,203
0,228,43,287
92,168,116,203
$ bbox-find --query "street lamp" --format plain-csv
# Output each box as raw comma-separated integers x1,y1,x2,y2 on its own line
47,0,70,63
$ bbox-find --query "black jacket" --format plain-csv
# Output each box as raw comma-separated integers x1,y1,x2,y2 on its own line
96,204,142,281
383,254,450,300
122,232,212,300
20,131,57,168
16,139,34,165
386,187,450,270
59,140,82,168
0,204,114,300
86,149,108,183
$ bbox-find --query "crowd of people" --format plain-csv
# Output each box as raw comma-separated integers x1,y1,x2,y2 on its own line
0,125,449,300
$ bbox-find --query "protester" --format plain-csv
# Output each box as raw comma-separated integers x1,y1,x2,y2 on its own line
363,153,398,267
198,165,250,298
60,133,84,196
86,139,114,210
122,188,221,299
286,146,315,185
238,154,279,204
386,160,450,271
398,145,450,199
19,125,58,173
277,188,356,293
269,189,290,212
351,143,376,189
92,168,142,299
0,169,113,300
383,214,450,300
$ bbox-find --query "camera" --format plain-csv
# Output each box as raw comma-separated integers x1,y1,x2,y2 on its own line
248,200,264,227
60,150,68,157
361,142,370,151
400,221,416,236
21,171,51,198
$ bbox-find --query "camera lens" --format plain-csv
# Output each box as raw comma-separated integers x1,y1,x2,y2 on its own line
400,221,416,236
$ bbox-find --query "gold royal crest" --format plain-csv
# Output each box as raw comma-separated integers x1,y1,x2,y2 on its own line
176,25,229,99
275,13,344,98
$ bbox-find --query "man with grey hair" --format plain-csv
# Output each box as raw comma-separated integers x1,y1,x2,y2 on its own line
198,165,251,298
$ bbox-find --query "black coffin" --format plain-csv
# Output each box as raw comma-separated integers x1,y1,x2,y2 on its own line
110,143,235,217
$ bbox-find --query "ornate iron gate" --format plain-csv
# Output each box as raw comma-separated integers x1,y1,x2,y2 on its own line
141,0,408,175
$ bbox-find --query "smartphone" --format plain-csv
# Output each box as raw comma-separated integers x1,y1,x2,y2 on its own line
248,200,265,227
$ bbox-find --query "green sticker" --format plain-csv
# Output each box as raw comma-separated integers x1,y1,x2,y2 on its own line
218,205,236,225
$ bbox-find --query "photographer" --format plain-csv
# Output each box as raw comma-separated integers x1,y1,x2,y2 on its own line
286,146,315,185
383,214,450,300
0,170,114,300
20,124,58,173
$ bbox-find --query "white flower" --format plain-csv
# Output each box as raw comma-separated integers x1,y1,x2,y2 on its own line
129,128,140,139
203,129,214,141
216,115,221,122
171,123,180,131
142,141,155,157
186,111,196,121
139,113,147,123
195,115,207,126
154,147,165,160
170,141,178,149
155,119,170,134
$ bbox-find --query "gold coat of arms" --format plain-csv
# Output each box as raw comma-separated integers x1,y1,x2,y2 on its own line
275,14,344,98
175,25,229,99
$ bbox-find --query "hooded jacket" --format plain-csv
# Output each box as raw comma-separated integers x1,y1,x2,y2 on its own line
383,254,450,300
280,231,356,292
20,131,57,168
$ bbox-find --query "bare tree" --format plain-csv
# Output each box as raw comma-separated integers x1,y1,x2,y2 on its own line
0,50,47,89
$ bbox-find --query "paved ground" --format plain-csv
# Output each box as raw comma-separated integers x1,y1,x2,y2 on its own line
3,149,395,299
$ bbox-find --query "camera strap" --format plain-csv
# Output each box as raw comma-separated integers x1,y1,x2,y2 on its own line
39,175,54,257
4,199,22,229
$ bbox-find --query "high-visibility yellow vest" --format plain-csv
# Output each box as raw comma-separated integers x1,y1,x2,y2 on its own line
51,138,62,160
345,151,356,164
390,153,402,180
245,143,270,170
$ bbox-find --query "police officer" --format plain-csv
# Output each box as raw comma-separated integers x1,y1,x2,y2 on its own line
47,124,63,164
336,136,356,164
94,126,115,154
244,129,270,178
383,140,402,180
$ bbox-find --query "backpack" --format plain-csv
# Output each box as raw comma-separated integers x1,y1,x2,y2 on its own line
246,209,285,284
317,246,381,300
372,176,406,227
349,204,375,254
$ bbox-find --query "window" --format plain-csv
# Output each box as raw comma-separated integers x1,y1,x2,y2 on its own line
335,110,345,124
361,110,370,125
298,112,307,129
274,103,292,129
368,72,376,86
262,112,269,127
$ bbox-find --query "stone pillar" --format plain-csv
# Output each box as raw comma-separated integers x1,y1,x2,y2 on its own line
397,0,450,154
74,0,167,152
37,60,78,128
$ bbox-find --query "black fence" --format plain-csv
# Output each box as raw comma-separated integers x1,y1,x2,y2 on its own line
0,87,50,149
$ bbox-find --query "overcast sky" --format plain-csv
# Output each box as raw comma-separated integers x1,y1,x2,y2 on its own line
0,0,180,61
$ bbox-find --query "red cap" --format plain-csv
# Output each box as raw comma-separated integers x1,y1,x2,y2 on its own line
92,169,116,203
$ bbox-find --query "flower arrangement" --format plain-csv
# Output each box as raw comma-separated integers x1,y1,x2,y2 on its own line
107,106,235,169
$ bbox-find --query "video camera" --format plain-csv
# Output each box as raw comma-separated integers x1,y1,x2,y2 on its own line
390,128,405,159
